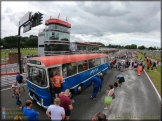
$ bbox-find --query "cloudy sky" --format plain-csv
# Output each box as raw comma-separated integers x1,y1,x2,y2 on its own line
1,1,161,47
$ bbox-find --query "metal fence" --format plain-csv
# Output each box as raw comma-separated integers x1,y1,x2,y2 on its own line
1,73,27,88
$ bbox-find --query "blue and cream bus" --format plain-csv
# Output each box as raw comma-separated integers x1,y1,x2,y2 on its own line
26,53,109,108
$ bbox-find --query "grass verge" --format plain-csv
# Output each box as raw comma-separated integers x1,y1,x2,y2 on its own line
1,48,38,59
136,51,161,97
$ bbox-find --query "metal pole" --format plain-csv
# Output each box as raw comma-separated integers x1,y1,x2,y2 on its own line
5,56,7,75
18,22,22,74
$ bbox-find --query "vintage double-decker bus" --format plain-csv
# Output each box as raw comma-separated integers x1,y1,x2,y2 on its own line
26,53,109,108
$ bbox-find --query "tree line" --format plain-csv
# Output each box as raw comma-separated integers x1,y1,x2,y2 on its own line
0,35,161,50
138,45,161,50
0,35,38,49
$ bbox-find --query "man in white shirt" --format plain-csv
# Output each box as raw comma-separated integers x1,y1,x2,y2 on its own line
46,98,65,121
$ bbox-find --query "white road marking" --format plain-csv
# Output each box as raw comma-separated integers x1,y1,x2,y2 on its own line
0,84,27,91
144,70,161,101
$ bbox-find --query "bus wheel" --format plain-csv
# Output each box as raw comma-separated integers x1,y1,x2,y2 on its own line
69,91,73,99
77,85,83,94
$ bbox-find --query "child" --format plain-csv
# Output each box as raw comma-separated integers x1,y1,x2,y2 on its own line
11,84,16,98
104,85,114,109
13,89,23,109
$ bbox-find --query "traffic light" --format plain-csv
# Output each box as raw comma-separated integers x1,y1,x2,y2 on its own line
32,13,39,27
37,12,43,25
31,12,43,27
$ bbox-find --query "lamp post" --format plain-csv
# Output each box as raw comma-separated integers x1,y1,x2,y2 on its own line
17,28,22,74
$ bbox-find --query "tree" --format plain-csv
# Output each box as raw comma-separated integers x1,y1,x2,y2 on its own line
148,46,154,50
138,45,146,50
1,35,38,48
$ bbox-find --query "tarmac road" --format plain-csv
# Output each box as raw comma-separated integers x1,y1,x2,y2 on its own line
1,67,161,120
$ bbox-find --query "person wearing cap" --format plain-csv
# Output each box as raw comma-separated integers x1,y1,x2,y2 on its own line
16,73,25,92
98,73,104,91
91,76,101,99
11,84,16,98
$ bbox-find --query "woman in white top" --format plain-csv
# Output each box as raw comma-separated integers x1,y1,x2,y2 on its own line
104,85,114,109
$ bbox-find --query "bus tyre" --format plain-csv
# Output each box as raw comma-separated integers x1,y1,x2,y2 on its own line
77,85,82,94
69,91,73,99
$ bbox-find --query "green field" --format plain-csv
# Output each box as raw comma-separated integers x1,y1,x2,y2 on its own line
1,48,38,59
136,51,161,96
137,50,161,62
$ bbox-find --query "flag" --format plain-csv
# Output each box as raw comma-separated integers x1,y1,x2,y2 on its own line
58,13,60,19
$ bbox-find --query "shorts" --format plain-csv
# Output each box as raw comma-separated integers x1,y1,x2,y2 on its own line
134,66,137,68
119,77,125,84
54,87,62,93
65,110,70,116
17,83,24,88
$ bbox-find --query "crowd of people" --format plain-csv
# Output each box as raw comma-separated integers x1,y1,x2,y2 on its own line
11,51,160,121
110,53,160,75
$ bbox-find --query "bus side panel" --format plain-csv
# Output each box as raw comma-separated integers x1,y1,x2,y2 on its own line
26,81,52,106
62,63,109,94
102,62,109,74
82,63,108,89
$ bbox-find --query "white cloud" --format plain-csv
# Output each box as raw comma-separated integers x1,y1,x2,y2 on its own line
1,1,161,47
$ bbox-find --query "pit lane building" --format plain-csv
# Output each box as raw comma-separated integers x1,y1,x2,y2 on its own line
37,16,101,56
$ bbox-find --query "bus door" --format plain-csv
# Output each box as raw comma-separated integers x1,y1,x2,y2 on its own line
48,66,61,102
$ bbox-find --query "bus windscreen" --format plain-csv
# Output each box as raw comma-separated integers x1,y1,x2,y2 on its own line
27,66,47,87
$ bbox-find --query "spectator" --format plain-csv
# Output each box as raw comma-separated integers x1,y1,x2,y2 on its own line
137,63,143,76
59,89,73,121
91,76,101,99
92,112,108,121
156,60,160,69
141,61,145,71
12,89,22,109
124,61,129,71
62,68,67,78
16,72,25,92
133,61,138,70
131,60,134,69
13,115,22,121
98,73,104,91
23,100,39,121
46,98,65,121
11,84,16,98
115,75,125,87
104,85,114,109
83,63,87,70
152,60,156,71
147,57,151,70
120,62,124,72
51,72,64,98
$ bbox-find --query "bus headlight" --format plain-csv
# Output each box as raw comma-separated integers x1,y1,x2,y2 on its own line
41,98,44,104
